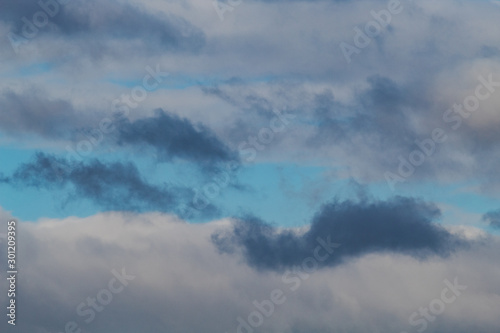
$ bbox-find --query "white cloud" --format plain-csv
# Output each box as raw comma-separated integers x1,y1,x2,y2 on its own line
1,211,499,333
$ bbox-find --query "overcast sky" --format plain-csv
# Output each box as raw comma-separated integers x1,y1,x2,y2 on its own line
0,0,499,332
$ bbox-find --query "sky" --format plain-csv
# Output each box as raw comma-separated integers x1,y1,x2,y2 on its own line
0,0,499,332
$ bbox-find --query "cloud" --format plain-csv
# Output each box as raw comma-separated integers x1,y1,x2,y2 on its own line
0,212,499,333
0,152,220,217
0,207,15,243
115,109,238,167
2,0,205,57
482,209,500,229
201,69,500,192
212,196,465,270
1,0,500,331
0,88,85,139
200,75,431,168
302,75,421,150
0,206,15,223
2,0,500,193
0,87,237,168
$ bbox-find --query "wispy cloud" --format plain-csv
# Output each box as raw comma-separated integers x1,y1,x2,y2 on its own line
0,152,212,216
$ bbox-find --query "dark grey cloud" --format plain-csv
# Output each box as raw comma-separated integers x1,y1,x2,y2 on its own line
212,196,465,270
482,209,500,229
0,88,237,168
0,152,219,217
115,109,238,167
2,0,205,55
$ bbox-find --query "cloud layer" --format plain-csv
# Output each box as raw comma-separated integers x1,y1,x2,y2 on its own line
0,211,498,333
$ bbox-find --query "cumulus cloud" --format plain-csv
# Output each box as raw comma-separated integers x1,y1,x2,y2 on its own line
0,212,499,333
212,196,465,270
